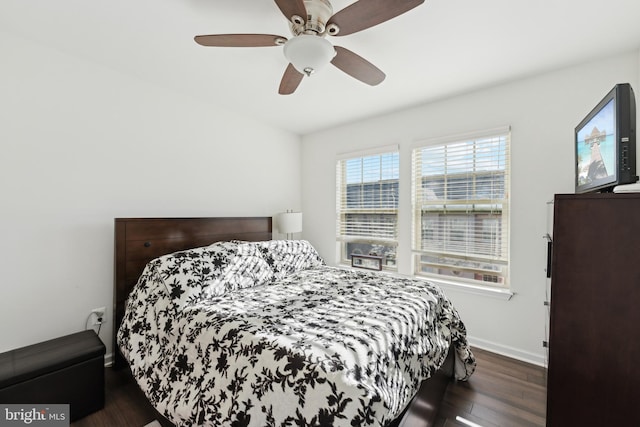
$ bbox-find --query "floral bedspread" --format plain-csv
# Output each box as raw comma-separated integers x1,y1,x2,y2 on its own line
117,240,475,426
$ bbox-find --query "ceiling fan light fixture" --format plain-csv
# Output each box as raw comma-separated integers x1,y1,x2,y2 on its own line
283,35,336,76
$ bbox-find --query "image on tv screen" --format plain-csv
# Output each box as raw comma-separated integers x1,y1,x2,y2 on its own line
576,99,616,186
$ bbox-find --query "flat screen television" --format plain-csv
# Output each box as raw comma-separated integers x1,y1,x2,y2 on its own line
575,83,637,193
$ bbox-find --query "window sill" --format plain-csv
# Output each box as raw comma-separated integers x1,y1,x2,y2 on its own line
415,276,514,300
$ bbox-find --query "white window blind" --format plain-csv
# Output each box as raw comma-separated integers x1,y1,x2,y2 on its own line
411,128,510,287
336,147,399,268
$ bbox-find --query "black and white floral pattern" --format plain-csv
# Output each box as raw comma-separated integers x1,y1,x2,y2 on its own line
252,240,325,280
152,241,276,308
118,240,475,427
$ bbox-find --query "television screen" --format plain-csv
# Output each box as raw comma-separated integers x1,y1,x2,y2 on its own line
576,99,616,189
575,83,637,193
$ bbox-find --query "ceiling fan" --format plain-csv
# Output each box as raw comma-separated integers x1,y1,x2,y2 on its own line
194,0,425,95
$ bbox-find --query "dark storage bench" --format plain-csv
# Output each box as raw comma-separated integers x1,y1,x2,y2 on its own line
0,330,106,421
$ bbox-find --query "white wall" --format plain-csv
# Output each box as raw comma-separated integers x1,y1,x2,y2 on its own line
301,50,640,365
3,26,637,367
0,31,302,359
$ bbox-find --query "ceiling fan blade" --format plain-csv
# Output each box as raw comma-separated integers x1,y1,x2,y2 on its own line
331,46,385,86
328,0,425,36
279,64,304,95
273,0,307,23
194,34,286,47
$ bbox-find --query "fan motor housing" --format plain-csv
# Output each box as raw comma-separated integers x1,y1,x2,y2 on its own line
291,0,334,36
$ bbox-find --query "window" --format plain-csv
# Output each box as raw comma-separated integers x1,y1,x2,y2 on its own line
411,128,510,288
336,146,399,269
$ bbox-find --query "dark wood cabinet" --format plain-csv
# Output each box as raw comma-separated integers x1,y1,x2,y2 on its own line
546,193,640,426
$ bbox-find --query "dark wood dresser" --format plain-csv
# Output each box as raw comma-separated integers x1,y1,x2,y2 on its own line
546,193,640,425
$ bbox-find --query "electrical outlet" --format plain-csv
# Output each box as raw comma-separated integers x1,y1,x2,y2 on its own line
91,307,106,325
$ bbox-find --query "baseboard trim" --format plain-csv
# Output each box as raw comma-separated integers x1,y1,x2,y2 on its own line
468,336,548,367
104,351,114,367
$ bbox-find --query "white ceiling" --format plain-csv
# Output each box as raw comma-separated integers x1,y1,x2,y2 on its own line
2,0,640,135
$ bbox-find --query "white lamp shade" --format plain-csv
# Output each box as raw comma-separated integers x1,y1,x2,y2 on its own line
283,35,336,75
278,212,303,234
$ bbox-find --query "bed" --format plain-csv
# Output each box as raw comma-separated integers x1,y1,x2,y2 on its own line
114,217,475,427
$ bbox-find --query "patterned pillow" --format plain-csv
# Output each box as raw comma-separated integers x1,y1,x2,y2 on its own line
156,241,274,308
253,239,325,280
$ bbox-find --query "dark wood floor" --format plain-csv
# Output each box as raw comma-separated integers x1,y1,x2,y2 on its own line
436,348,546,427
72,347,547,427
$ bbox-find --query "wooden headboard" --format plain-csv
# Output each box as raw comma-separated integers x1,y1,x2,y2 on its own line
113,217,272,368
